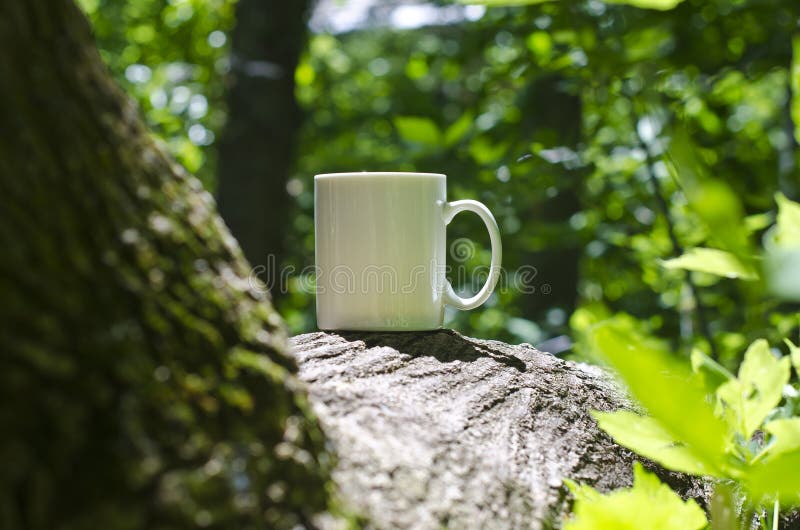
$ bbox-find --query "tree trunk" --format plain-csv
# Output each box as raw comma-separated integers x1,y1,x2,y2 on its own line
516,74,583,338
0,1,328,529
216,0,312,294
291,330,710,530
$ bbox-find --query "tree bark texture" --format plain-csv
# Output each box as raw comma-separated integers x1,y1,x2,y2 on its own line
216,0,312,291
291,330,710,530
0,1,328,529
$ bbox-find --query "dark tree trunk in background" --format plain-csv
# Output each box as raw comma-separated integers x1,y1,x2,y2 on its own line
0,1,328,528
216,0,312,296
517,75,583,337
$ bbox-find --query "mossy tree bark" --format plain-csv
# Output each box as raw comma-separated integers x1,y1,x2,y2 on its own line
216,0,312,293
0,1,328,529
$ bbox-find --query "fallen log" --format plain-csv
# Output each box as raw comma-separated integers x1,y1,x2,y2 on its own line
291,330,709,529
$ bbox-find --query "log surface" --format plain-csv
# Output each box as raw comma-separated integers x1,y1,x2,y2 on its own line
290,330,707,529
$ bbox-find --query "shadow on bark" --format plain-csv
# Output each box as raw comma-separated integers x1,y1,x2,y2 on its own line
338,328,529,371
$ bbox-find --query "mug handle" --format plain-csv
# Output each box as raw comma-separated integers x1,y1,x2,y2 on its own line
443,200,503,310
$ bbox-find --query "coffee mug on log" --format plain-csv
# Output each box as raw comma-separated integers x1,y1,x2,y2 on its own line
314,172,502,331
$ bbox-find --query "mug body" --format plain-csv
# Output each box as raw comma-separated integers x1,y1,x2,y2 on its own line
315,172,446,330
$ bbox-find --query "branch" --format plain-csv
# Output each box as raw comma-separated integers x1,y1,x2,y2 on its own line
635,124,719,360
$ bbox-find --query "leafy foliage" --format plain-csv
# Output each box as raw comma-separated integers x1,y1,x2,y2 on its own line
393,116,443,146
285,0,800,350
716,339,790,440
588,318,734,477
774,193,800,248
661,247,758,280
763,195,800,301
460,0,687,10
792,35,800,144
592,410,715,475
588,319,800,524
77,0,235,186
763,418,800,459
563,463,707,530
580,188,800,519
788,339,800,380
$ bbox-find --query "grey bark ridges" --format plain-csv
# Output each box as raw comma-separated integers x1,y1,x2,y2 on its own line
291,330,709,530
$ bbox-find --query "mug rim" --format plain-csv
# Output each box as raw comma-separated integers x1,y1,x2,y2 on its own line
315,171,446,180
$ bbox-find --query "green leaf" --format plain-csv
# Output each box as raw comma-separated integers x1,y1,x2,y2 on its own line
744,212,774,233
666,134,751,255
564,462,708,530
593,410,714,476
745,449,800,506
459,0,686,9
605,0,686,9
457,0,550,5
792,35,800,144
691,348,735,393
661,247,758,280
774,193,800,248
588,319,734,477
715,339,790,440
764,418,800,458
444,112,474,147
468,136,506,165
786,339,800,380
393,116,442,146
526,31,553,57
709,483,739,530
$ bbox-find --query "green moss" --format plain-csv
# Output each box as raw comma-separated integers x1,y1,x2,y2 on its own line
0,1,331,528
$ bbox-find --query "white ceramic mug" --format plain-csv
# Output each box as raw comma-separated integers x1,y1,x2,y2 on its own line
315,172,502,331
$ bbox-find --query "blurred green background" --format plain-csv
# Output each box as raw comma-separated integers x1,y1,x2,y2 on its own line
78,0,800,368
